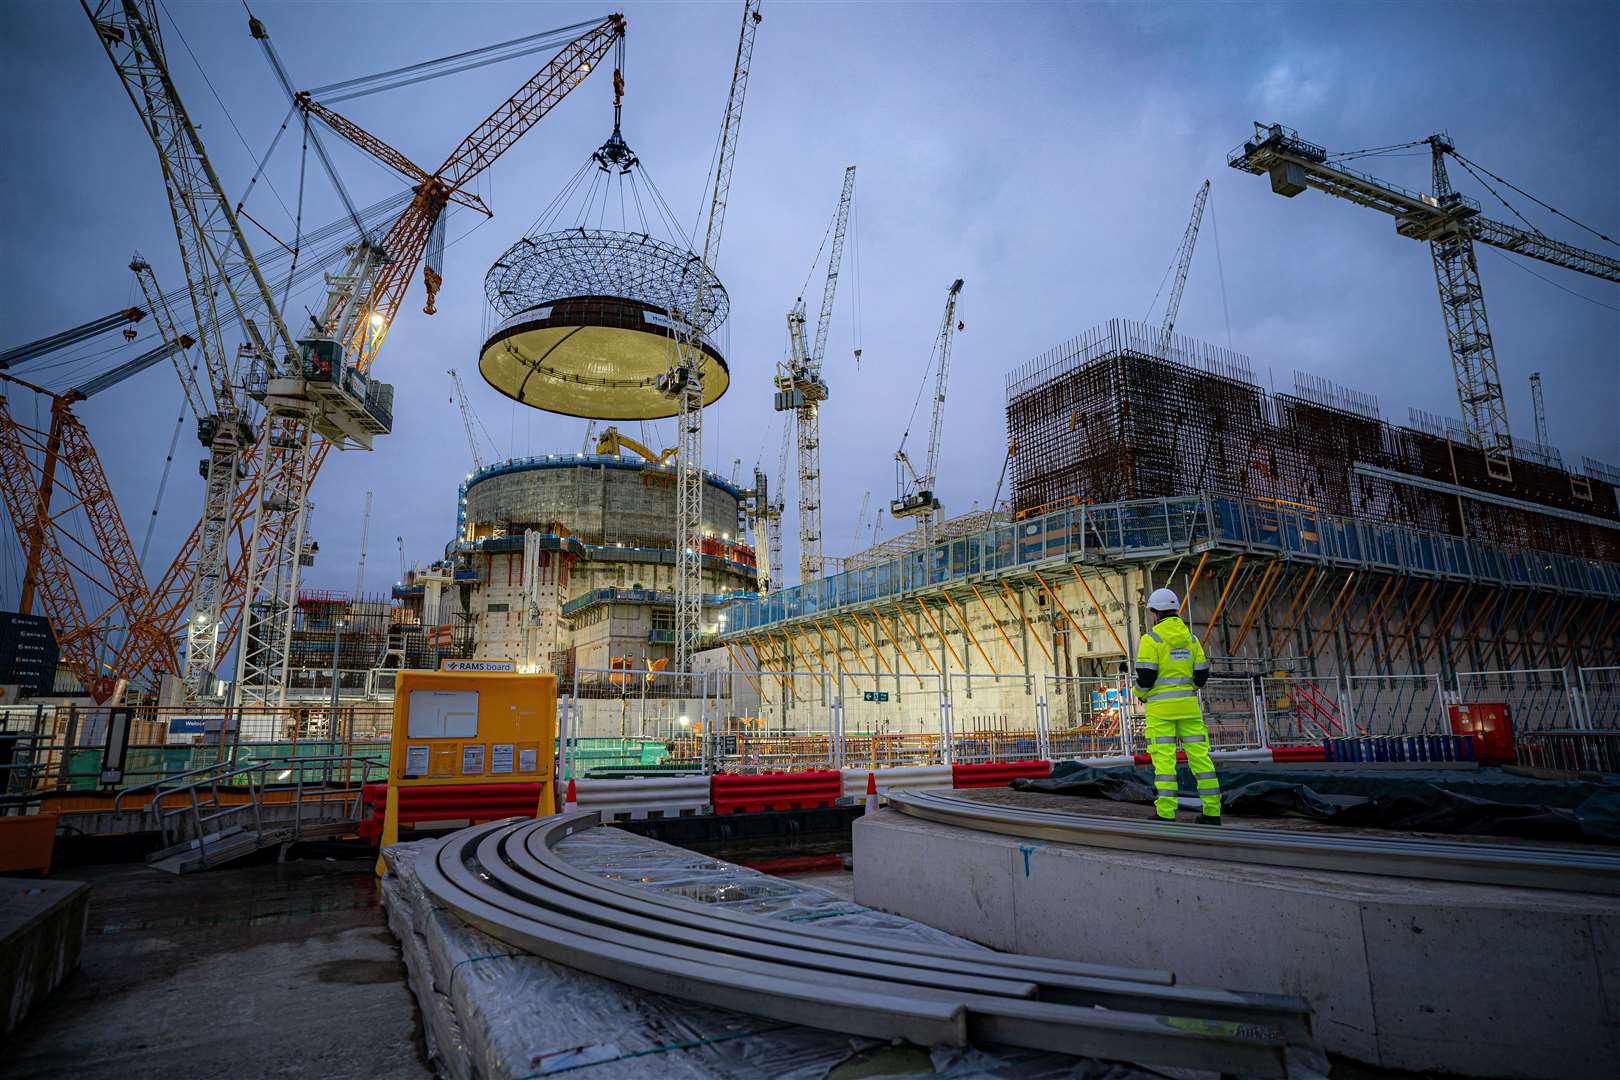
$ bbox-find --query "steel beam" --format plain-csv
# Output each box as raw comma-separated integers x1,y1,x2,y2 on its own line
407,815,1320,1076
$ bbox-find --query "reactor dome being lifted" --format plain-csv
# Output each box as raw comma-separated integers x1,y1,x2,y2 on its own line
478,229,730,420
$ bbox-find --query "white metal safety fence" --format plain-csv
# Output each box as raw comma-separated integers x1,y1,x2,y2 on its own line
1455,669,1577,734
843,671,944,769
1042,675,1129,761
560,667,708,780
1260,675,1352,746
1578,667,1620,731
1200,676,1265,750
710,669,836,774
1344,674,1447,738
948,674,1046,765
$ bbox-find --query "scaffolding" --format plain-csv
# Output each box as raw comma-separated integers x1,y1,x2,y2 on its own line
1005,319,1620,560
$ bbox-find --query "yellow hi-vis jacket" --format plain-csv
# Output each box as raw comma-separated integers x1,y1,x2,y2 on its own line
1134,616,1209,722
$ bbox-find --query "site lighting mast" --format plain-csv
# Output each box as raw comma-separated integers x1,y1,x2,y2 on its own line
1229,123,1620,480
663,0,763,672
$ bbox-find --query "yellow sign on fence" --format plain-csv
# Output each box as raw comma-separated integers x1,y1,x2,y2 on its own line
375,669,557,872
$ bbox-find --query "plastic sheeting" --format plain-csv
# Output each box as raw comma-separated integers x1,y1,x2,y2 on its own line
383,825,1164,1079
1018,762,1620,844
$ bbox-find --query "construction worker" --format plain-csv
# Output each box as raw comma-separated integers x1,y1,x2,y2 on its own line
1134,588,1219,824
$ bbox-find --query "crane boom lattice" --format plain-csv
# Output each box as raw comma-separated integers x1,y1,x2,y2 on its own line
775,165,855,585
86,11,619,703
1229,122,1619,478
1158,179,1209,356
669,0,762,670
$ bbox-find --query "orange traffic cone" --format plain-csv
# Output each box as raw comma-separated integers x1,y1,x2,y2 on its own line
564,777,578,812
864,771,879,816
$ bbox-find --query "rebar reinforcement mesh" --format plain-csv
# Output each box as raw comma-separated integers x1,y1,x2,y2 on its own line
1005,319,1620,559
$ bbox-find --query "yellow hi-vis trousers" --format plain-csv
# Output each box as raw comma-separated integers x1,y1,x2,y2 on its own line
1145,717,1221,820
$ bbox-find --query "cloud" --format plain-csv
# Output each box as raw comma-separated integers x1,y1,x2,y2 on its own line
1249,59,1334,120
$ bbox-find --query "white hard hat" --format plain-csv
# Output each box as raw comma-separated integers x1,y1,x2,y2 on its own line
1147,588,1179,613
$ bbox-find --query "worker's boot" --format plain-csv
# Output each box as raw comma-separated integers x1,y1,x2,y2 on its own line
1195,814,1222,826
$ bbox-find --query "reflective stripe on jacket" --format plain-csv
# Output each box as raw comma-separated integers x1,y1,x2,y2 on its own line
1134,616,1208,722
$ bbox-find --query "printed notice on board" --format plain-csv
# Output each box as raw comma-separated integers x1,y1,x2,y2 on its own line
519,748,538,772
461,743,485,774
490,743,514,774
405,745,430,777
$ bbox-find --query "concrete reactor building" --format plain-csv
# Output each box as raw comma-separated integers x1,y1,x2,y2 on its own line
445,451,759,679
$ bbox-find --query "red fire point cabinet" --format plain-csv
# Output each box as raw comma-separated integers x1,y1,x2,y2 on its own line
1448,703,1515,764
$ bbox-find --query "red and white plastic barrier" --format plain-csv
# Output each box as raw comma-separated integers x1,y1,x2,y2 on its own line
572,774,710,820
951,760,1053,788
710,769,843,814
838,764,952,798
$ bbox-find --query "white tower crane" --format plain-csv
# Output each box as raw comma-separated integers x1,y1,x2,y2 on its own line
663,0,763,671
891,278,965,544
774,165,856,585
448,369,486,472
1230,123,1619,479
1157,179,1210,356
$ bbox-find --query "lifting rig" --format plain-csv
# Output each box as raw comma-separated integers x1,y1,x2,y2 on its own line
1230,123,1620,480
661,0,762,672
50,2,621,703
774,165,856,586
892,279,965,543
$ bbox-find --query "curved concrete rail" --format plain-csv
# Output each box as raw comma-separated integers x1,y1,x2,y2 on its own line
412,812,1326,1077
885,791,1620,894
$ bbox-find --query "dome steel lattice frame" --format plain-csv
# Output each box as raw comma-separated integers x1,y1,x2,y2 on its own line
485,229,729,333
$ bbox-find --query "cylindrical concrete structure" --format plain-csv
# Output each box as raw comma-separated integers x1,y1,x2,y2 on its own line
450,453,757,684
461,455,741,548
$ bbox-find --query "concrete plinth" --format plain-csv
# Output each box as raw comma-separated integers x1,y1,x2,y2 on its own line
853,809,1620,1079
0,878,88,1041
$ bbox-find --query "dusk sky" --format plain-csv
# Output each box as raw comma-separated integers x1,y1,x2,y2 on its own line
2,0,1616,607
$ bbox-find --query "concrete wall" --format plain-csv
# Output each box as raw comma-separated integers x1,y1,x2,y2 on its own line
468,546,753,675
464,460,741,545
853,810,1620,1079
732,558,1606,737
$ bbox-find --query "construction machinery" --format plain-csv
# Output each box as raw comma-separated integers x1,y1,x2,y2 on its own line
742,466,780,593
1154,180,1209,356
1529,372,1549,447
892,279,965,539
774,165,856,586
662,0,763,671
595,426,675,465
45,5,622,703
1229,123,1619,480
449,369,488,472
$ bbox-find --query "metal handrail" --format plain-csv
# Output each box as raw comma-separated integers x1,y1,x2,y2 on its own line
119,752,389,868
112,755,241,816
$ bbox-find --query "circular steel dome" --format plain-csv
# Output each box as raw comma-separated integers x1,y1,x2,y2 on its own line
479,230,730,420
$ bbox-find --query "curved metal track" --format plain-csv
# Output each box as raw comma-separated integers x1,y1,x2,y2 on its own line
885,791,1620,896
413,812,1324,1078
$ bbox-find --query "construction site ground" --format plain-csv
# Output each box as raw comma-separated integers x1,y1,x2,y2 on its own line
3,852,432,1080
3,811,1573,1080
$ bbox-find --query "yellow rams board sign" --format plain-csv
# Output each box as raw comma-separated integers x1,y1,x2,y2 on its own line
376,669,557,871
